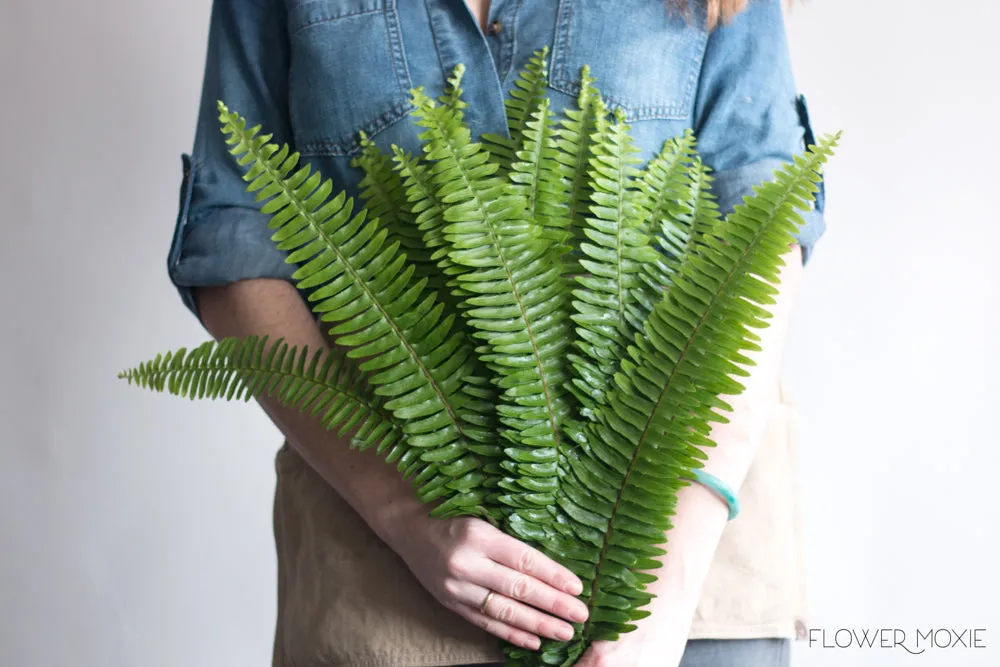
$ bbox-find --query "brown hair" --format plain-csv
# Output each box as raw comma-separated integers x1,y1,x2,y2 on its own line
671,0,752,29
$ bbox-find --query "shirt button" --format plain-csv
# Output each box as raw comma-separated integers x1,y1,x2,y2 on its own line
488,19,502,35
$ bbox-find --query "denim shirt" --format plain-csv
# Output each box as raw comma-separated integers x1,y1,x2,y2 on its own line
168,0,825,319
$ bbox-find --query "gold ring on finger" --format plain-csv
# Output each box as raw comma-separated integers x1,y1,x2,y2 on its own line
479,589,496,615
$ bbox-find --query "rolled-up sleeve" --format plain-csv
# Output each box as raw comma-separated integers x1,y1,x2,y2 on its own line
691,0,826,264
167,0,296,320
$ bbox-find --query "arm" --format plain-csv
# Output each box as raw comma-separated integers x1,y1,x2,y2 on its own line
196,280,588,650
197,279,423,543
173,0,587,651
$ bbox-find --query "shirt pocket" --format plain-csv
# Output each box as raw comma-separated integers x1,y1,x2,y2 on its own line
549,0,708,122
286,0,412,157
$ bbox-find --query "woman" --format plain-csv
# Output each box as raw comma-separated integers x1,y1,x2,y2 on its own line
167,0,825,665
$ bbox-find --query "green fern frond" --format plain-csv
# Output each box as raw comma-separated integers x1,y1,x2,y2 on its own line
352,133,439,289
440,63,470,118
628,132,713,325
634,130,698,243
508,99,572,252
550,135,839,653
408,87,572,532
483,47,551,169
118,337,405,460
670,156,722,261
218,102,499,517
391,147,472,302
567,110,662,412
386,67,480,306
640,145,721,288
554,66,609,256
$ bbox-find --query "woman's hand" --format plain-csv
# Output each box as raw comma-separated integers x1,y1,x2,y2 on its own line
574,639,643,667
574,630,686,667
388,513,590,650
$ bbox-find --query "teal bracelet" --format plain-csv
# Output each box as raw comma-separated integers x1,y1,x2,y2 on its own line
689,469,740,521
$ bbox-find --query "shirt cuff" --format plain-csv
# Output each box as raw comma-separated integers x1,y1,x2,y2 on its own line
710,158,827,265
167,154,295,320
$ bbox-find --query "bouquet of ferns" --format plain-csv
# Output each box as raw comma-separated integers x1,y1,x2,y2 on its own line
121,49,836,666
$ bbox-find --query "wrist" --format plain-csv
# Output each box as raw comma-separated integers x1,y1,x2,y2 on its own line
629,481,731,642
688,468,740,521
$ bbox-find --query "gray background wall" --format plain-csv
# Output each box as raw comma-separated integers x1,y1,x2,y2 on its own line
1,1,997,665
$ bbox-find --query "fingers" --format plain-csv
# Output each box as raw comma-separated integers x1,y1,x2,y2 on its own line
457,580,578,643
474,557,589,627
437,518,589,646
445,595,542,651
485,530,585,597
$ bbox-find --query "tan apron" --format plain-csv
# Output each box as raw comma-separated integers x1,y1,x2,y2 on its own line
271,381,808,667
